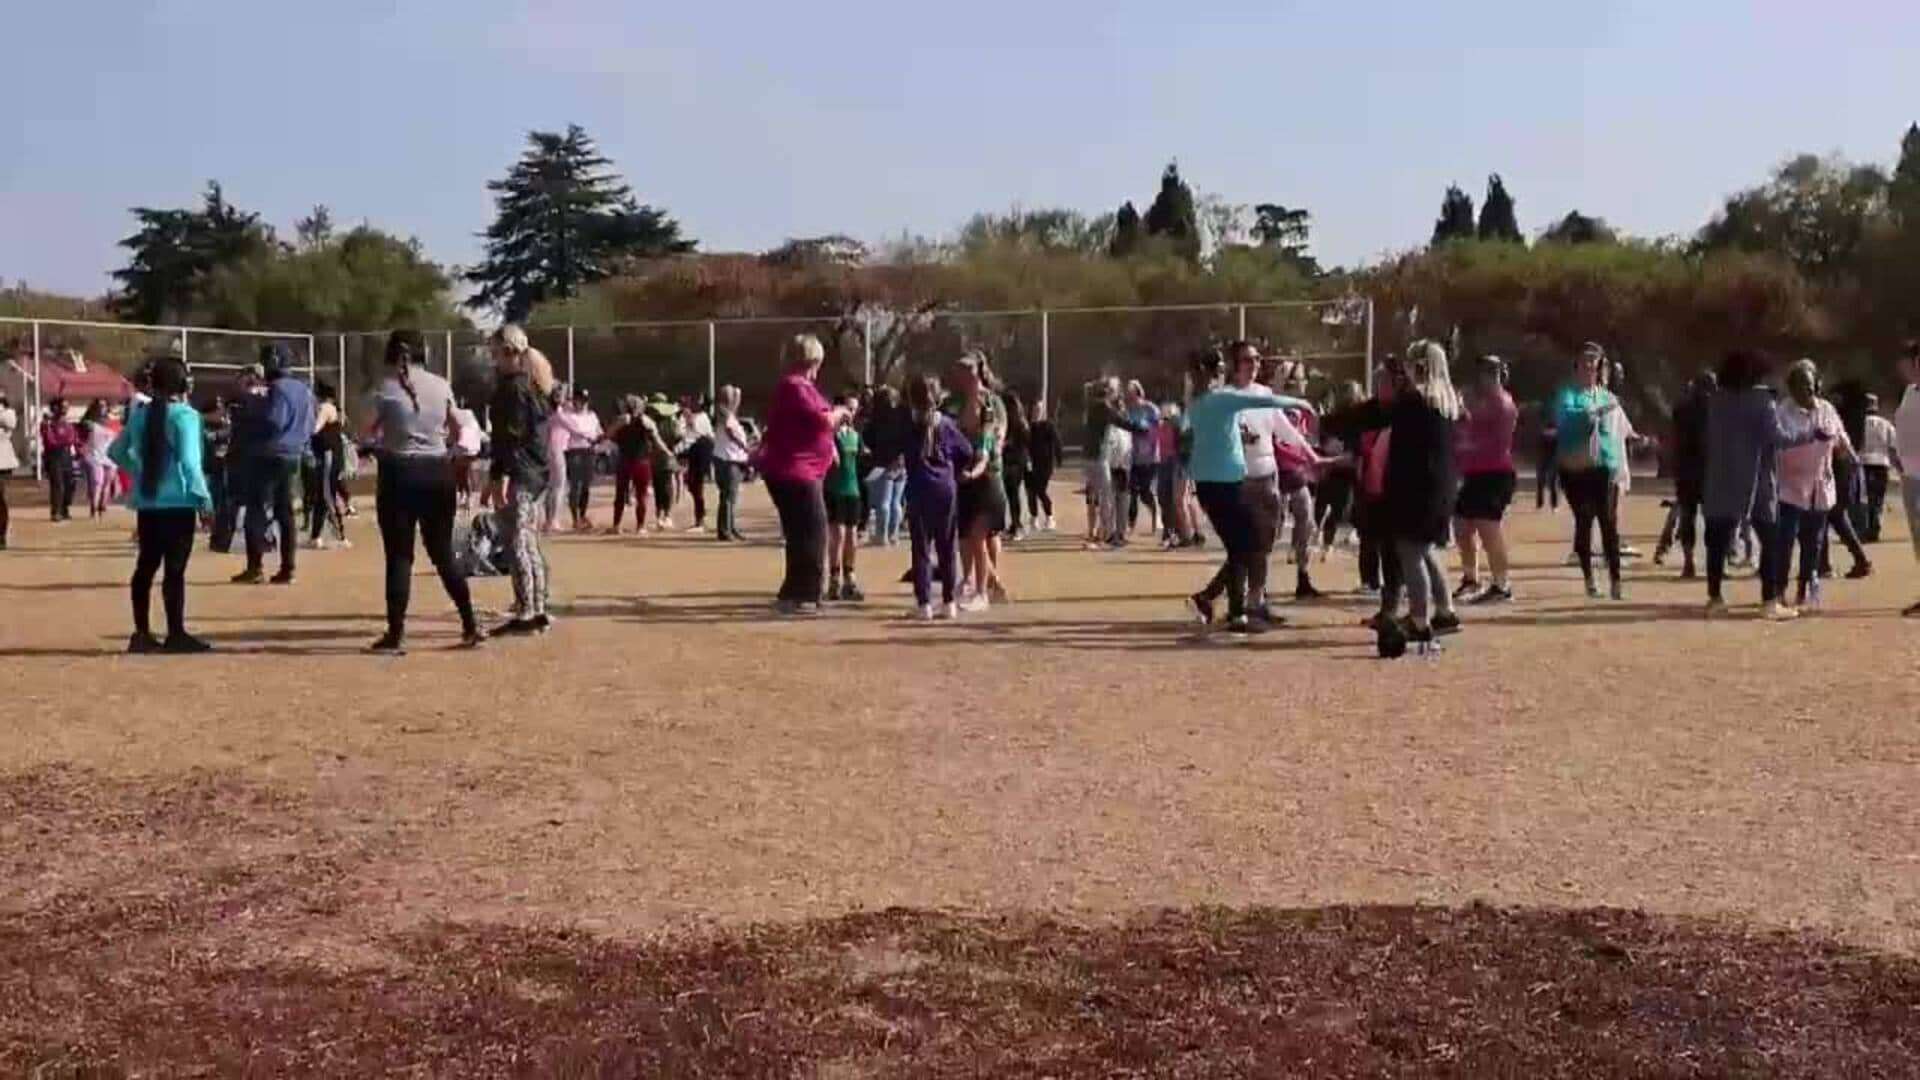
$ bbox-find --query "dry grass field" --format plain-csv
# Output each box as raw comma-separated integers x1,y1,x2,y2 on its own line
4,476,1919,1075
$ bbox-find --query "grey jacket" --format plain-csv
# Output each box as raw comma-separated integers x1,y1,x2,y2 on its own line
1703,387,1820,523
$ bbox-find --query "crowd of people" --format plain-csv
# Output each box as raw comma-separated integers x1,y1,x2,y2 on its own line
4,326,1918,655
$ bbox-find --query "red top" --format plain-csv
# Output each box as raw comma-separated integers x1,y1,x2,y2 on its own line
1455,389,1518,475
755,373,835,484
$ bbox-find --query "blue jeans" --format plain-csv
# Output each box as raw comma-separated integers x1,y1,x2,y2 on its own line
867,468,905,542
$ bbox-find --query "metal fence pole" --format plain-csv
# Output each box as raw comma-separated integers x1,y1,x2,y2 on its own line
445,330,454,378
565,326,576,389
1237,304,1247,341
180,329,188,367
30,320,41,480
1040,310,1050,409
862,312,873,386
1363,299,1376,396
706,322,716,401
338,336,347,413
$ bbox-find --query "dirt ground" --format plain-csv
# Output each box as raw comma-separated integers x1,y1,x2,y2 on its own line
4,477,1919,1073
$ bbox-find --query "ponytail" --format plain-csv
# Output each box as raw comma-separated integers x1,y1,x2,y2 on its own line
385,329,426,412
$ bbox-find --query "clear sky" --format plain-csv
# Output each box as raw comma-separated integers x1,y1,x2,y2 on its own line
5,0,1918,299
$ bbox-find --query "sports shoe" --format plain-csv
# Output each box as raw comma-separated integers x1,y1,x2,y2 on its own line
529,614,555,634
162,633,213,654
1226,615,1269,635
1295,579,1324,601
365,633,407,655
1609,580,1625,602
1705,597,1729,618
1249,603,1287,628
457,627,487,649
959,593,989,614
1680,562,1697,580
1186,592,1216,625
1431,612,1462,636
939,601,960,620
1903,599,1920,618
915,603,935,621
1846,562,1872,580
269,569,296,585
1563,551,1580,567
825,580,843,602
491,617,538,637
1763,600,1800,622
1452,579,1481,601
230,568,266,585
842,581,866,603
1584,577,1602,600
127,632,164,654
987,581,1010,605
1471,583,1513,605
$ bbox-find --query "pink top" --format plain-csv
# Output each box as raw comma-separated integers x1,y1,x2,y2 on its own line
1776,397,1848,511
1153,422,1177,462
1455,389,1518,475
756,373,835,484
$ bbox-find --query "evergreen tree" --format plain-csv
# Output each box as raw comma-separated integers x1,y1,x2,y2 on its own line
1251,203,1321,275
1109,201,1144,257
1477,174,1523,243
1431,185,1477,247
1891,122,1920,224
112,182,273,324
1540,210,1617,245
465,125,694,320
1142,162,1200,260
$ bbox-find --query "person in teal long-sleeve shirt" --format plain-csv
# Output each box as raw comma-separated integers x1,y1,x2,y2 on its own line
108,356,214,653
1181,342,1309,632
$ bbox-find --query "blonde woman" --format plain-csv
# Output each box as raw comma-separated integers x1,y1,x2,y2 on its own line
712,385,753,541
487,324,557,635
752,334,847,614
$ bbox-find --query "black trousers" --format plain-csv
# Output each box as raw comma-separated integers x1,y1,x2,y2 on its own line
132,508,197,638
685,444,712,526
715,460,744,538
243,456,300,575
1026,465,1054,520
565,449,596,521
1863,464,1891,541
1706,515,1785,604
1561,466,1620,583
653,462,676,517
0,470,11,543
376,455,476,638
45,447,75,519
1127,463,1159,529
1003,464,1027,532
1194,480,1256,619
210,459,238,551
766,475,827,603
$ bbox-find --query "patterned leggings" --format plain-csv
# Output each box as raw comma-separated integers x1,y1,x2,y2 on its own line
500,485,551,618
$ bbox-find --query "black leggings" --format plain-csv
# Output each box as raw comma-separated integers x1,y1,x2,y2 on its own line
1561,466,1620,583
1003,465,1027,531
132,509,196,638
1128,463,1158,529
565,449,596,521
376,455,476,638
1195,481,1256,619
766,476,827,603
685,444,712,525
653,463,676,517
1026,466,1054,520
0,470,11,543
46,447,75,519
1706,516,1784,604
1823,505,1868,572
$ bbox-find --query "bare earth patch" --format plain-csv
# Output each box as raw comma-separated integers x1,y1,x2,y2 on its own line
3,482,1920,1071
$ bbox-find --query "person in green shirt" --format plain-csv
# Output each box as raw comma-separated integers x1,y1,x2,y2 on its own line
826,392,866,601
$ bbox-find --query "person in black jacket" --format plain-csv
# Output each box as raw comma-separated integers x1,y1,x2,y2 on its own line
486,324,556,636
1354,341,1464,648
1026,399,1063,531
1655,370,1715,577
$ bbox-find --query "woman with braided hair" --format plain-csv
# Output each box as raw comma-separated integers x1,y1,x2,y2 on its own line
361,329,483,654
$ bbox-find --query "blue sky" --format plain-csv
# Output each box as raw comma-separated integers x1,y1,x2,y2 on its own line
4,0,1918,299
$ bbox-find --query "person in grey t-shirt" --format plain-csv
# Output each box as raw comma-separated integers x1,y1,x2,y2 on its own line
360,330,482,654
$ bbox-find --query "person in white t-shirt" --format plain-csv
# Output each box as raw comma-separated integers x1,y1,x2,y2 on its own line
1227,348,1315,622
449,398,484,509
1893,340,1920,617
1859,392,1898,543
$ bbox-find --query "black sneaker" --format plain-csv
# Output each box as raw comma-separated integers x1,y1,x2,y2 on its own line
825,580,844,602
1847,562,1872,580
269,569,296,585
1904,599,1920,618
1470,584,1513,605
457,627,487,649
1431,612,1462,636
529,614,555,634
127,632,164,654
1295,579,1324,601
366,633,406,655
1186,592,1216,626
1226,616,1269,635
1451,579,1481,601
162,633,214,654
1250,603,1287,628
842,581,865,603
230,568,266,585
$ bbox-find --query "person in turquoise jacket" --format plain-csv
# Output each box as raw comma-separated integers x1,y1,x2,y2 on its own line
109,356,214,653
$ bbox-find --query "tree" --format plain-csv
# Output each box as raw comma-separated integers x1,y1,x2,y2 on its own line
763,235,870,268
111,182,273,324
1694,153,1887,278
465,124,693,321
1142,162,1200,261
295,205,335,249
1477,174,1523,243
1540,210,1617,245
1431,185,1477,247
1109,201,1144,257
1251,203,1321,276
197,225,463,332
1891,122,1920,224
958,208,1112,254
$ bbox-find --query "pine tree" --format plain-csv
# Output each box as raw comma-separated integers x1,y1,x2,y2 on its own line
112,182,273,324
1109,201,1144,257
1431,185,1477,247
1891,122,1920,224
1477,174,1523,243
465,125,694,320
1540,210,1616,245
1143,162,1201,260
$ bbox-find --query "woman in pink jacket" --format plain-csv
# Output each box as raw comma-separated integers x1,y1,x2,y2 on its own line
753,334,849,615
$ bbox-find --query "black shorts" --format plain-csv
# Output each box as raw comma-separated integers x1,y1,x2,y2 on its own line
826,493,864,527
956,475,1008,536
1456,470,1517,521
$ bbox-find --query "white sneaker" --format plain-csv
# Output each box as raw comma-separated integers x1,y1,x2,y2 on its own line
960,593,989,613
915,603,934,621
1763,600,1800,622
336,538,353,551
939,602,959,620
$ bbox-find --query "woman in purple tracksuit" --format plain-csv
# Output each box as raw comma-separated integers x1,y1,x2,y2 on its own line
904,374,976,620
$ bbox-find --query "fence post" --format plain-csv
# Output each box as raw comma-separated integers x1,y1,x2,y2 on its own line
445,330,454,378
338,336,348,412
30,320,41,480
1039,309,1050,409
706,322,717,401
566,326,576,389
1363,299,1375,396
862,312,873,386
1237,304,1247,341
180,328,188,367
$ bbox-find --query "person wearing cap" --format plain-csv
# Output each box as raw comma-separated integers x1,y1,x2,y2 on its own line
1858,390,1898,543
232,343,315,585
